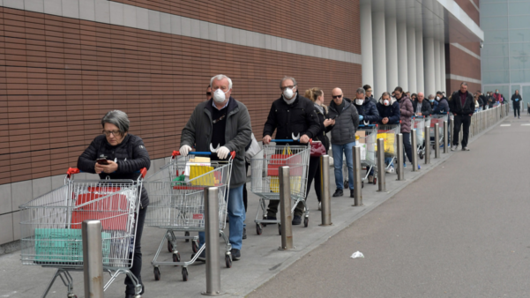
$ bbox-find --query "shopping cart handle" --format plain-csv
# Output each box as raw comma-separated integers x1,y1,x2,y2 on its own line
230,151,236,159
359,124,376,128
140,167,147,178
66,167,80,178
271,139,295,142
172,150,180,158
190,151,212,156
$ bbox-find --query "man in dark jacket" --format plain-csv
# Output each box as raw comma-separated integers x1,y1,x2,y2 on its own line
377,92,400,173
412,92,432,116
477,90,487,111
433,91,450,114
449,82,475,151
263,76,320,225
328,87,359,198
180,74,252,261
354,87,380,124
364,84,377,105
511,89,522,119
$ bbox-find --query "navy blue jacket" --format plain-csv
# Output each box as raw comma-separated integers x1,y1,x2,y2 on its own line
376,99,401,124
354,99,380,123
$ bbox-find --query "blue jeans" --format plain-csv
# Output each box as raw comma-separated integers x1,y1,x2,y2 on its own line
199,184,245,250
332,142,355,190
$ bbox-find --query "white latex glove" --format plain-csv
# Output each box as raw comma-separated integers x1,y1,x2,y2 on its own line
217,146,230,159
179,145,192,157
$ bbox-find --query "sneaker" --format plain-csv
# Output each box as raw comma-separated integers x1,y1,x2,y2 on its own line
368,175,373,183
292,215,302,225
417,165,421,170
451,145,457,151
231,248,241,260
462,147,470,151
197,250,206,262
350,189,355,198
332,189,343,197
385,166,395,173
242,227,247,240
403,163,407,168
318,202,321,211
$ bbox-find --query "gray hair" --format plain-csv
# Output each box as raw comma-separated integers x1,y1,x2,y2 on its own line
101,110,130,134
356,88,365,95
279,76,297,88
428,94,435,99
210,74,233,90
381,91,391,98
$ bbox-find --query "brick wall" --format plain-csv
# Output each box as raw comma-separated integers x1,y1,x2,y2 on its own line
445,43,481,94
454,0,480,26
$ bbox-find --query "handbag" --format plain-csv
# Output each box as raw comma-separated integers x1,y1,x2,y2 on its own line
245,133,261,163
310,141,326,157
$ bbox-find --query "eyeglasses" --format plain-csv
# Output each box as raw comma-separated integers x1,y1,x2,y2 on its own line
206,92,211,96
366,90,372,93
332,95,343,99
280,85,295,91
102,130,121,136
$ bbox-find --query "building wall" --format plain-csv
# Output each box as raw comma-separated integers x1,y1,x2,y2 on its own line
0,1,362,246
445,42,482,94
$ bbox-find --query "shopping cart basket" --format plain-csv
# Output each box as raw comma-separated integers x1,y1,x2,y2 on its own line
430,113,448,150
375,123,401,173
19,167,147,298
412,116,427,159
144,150,234,281
348,124,377,185
251,139,310,235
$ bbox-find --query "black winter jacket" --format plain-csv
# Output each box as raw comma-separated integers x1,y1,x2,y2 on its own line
449,91,475,115
511,94,522,107
313,104,332,153
77,134,151,207
376,98,401,124
328,99,359,145
412,99,432,116
434,97,450,114
263,94,320,140
354,99,380,123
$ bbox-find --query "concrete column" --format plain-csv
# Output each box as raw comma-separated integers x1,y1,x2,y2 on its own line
424,37,436,96
407,26,417,93
361,2,373,87
440,41,446,92
386,15,398,92
372,11,387,95
416,28,424,93
397,21,408,91
434,39,441,93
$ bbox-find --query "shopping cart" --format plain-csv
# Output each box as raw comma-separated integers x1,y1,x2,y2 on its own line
144,150,234,281
430,113,448,150
374,123,401,179
354,124,377,185
412,116,427,159
251,139,310,235
19,167,147,298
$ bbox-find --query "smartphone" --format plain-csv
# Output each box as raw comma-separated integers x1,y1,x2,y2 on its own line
96,157,109,165
331,115,338,120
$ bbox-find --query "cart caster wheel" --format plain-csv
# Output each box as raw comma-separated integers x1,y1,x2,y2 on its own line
192,240,199,253
256,223,262,235
303,217,309,228
154,267,161,281
419,152,424,159
67,295,77,298
172,252,181,263
373,177,377,185
182,267,189,282
225,254,232,268
278,223,281,235
167,239,173,253
262,216,268,227
185,231,190,242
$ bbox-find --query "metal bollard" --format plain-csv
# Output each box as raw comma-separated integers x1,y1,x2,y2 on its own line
83,220,104,298
376,138,386,191
411,129,418,171
320,155,332,225
352,146,362,206
203,187,221,296
396,134,404,181
279,166,293,250
443,121,448,153
434,123,440,158
424,125,430,164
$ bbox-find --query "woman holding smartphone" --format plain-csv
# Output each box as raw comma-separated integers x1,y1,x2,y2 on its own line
77,110,150,298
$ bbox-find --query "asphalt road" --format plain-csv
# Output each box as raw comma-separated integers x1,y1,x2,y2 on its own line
248,116,530,298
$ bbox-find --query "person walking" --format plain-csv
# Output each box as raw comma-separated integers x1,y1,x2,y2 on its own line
449,82,475,151
304,87,334,210
262,76,320,225
511,90,522,119
180,74,252,261
395,87,418,169
327,87,360,198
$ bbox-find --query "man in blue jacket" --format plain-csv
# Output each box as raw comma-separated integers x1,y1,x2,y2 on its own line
353,87,380,124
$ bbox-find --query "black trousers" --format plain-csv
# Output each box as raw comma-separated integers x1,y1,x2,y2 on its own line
292,156,322,216
514,105,520,117
453,114,471,148
125,206,146,294
402,132,413,163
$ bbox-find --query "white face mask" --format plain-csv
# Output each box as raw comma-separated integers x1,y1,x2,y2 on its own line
383,99,389,106
355,99,364,105
213,88,228,103
283,87,295,99
436,96,440,100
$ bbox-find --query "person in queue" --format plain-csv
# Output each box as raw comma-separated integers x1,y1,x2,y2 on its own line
395,87,418,169
433,91,450,114
263,76,320,225
428,94,438,111
304,87,334,210
412,92,432,117
477,90,487,111
206,85,212,101
449,82,475,151
376,91,400,173
327,87,359,198
363,84,377,104
353,87,380,124
180,74,252,261
77,110,150,298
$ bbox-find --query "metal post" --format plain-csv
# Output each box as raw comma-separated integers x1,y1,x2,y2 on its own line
396,134,404,181
279,166,293,250
443,121,448,153
434,123,440,158
376,138,386,191
424,125,430,164
83,220,104,298
320,155,332,225
203,187,221,296
411,129,418,171
352,146,362,206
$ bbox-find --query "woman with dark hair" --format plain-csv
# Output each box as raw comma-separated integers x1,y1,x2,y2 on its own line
77,110,150,298
303,88,334,210
394,87,418,169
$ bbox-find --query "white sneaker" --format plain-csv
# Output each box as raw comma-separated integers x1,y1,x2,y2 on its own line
385,166,395,173
451,145,457,151
318,202,321,211
368,175,374,183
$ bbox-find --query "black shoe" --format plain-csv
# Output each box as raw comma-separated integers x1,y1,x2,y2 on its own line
197,249,206,262
462,147,470,151
242,227,247,239
125,284,144,297
231,248,241,260
332,189,343,197
350,189,355,198
292,215,302,225
263,215,277,226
